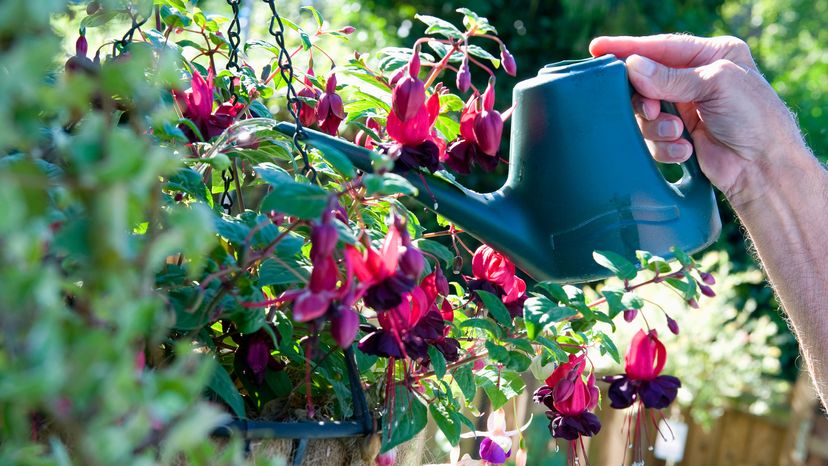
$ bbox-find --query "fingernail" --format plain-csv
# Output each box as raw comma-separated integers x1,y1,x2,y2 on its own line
628,55,656,77
658,120,680,138
668,143,690,160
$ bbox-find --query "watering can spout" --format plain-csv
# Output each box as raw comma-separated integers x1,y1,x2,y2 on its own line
273,122,537,270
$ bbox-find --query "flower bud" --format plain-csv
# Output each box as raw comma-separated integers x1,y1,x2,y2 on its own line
331,308,360,348
515,449,528,466
399,246,425,280
311,222,338,259
500,46,517,76
473,109,504,156
452,256,463,274
687,298,699,309
76,35,88,56
376,448,397,466
623,308,638,323
339,26,356,34
456,60,471,93
699,284,716,298
408,51,421,77
667,316,680,335
700,271,716,285
434,266,450,296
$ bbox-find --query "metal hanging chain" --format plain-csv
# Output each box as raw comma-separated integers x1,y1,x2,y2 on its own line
225,0,242,71
113,3,150,57
261,0,318,184
221,0,243,215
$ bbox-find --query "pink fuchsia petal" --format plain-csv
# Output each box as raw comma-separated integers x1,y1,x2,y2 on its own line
392,75,426,121
293,291,332,322
586,372,600,411
331,307,360,348
190,69,215,122
311,221,339,260
386,103,430,145
503,277,526,304
553,374,588,416
459,96,480,141
398,246,425,280
379,224,403,277
544,353,586,388
325,73,337,94
515,448,527,466
408,51,421,77
309,255,339,293
440,299,454,322
625,329,667,381
473,109,504,156
481,80,496,111
471,245,516,288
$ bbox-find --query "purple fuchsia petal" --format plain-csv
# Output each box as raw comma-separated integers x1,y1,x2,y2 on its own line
364,274,416,311
331,307,360,349
607,375,637,409
479,437,509,464
639,375,681,409
357,330,403,358
445,138,476,174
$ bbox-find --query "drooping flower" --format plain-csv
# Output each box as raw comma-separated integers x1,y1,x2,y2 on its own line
236,329,285,385
533,353,601,465
376,448,397,466
65,33,97,75
444,93,503,173
316,73,346,135
296,70,321,127
603,330,681,465
473,82,504,156
458,409,532,465
456,59,472,93
172,69,245,142
468,244,527,319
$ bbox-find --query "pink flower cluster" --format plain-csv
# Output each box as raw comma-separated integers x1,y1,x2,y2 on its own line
468,244,527,319
172,69,245,143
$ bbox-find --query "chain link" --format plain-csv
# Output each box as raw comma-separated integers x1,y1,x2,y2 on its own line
221,0,243,214
225,0,242,71
113,3,149,57
261,0,318,184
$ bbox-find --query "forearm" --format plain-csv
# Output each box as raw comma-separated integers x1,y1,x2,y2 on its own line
730,143,828,404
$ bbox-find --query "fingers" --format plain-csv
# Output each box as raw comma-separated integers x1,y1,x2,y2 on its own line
631,94,661,121
638,113,685,142
626,55,711,103
589,34,756,70
645,139,694,163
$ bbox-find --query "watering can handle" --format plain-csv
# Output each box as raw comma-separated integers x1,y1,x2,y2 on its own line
658,101,707,197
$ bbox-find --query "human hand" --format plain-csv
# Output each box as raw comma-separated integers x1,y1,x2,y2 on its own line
589,34,807,205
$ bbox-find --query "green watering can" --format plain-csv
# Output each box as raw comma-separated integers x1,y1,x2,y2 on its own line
274,54,721,283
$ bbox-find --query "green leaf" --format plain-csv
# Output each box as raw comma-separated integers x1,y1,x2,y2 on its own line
464,44,500,68
301,6,324,27
593,250,637,280
476,369,524,409
597,332,621,364
600,287,625,319
636,250,671,273
522,296,577,339
670,246,694,267
428,346,447,380
535,282,571,303
459,317,503,339
439,94,465,112
430,403,461,445
260,184,329,219
254,162,294,185
665,277,697,300
413,239,453,266
207,363,246,419
258,258,308,285
475,290,512,326
316,146,356,178
414,15,463,39
621,291,644,310
363,173,418,196
452,364,476,401
166,167,210,203
382,386,428,452
434,115,460,141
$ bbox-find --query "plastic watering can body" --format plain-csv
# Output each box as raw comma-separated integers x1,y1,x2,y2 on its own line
275,54,721,283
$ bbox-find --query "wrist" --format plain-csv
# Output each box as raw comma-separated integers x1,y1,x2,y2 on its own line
726,140,821,211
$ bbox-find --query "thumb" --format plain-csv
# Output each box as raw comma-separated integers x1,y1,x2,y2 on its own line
626,54,710,103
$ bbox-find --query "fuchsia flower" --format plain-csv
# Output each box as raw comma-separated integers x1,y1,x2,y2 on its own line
459,409,532,465
65,34,97,74
172,69,245,142
456,59,472,93
382,53,443,173
468,245,527,319
296,69,321,127
499,46,517,77
603,330,681,466
316,73,346,135
533,353,601,465
236,329,285,384
445,83,506,174
355,219,459,363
